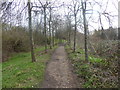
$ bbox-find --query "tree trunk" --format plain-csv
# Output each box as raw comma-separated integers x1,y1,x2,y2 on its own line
44,6,47,52
28,0,36,62
68,26,71,46
73,14,77,52
82,2,88,61
52,25,55,47
49,7,52,49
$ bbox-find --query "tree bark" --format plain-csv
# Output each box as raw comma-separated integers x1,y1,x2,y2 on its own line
49,7,52,49
73,14,77,52
68,23,71,46
82,2,88,61
43,6,47,52
28,0,36,62
52,25,55,47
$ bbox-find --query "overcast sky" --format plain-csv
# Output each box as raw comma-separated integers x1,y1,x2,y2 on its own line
2,0,119,33
55,0,118,31
33,0,118,33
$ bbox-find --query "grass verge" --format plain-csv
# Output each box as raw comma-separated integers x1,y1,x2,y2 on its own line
2,45,58,88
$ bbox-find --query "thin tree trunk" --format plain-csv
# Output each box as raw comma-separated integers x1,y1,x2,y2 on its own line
52,24,55,47
49,7,52,49
68,32,69,44
73,14,77,52
68,27,71,46
55,27,57,45
44,6,47,52
28,0,36,62
82,2,88,61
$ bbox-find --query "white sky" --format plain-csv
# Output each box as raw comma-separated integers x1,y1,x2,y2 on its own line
36,0,118,33
3,0,119,33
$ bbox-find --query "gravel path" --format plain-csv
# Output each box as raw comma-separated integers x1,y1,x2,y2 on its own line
42,46,78,88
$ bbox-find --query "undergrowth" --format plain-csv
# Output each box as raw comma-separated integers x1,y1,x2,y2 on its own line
65,44,118,88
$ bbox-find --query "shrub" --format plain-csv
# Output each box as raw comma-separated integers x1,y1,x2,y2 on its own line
2,27,30,61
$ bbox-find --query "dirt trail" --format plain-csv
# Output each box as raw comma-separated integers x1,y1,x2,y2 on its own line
42,46,78,88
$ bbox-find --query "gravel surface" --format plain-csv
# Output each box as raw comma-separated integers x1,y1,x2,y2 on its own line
42,46,78,88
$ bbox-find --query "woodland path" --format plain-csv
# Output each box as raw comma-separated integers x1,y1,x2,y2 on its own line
42,45,78,88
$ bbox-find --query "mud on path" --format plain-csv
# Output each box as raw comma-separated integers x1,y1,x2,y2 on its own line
42,46,78,88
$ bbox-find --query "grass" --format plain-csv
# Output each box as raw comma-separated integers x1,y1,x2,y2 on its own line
2,45,58,88
89,56,102,63
34,46,46,52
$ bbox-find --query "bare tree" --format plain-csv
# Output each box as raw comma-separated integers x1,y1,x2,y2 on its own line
65,15,72,46
82,0,88,61
28,0,36,62
43,4,47,52
48,7,52,49
68,0,80,52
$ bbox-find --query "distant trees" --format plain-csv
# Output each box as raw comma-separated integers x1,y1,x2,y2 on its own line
1,0,118,62
51,15,60,45
64,10,72,46
43,4,47,52
93,28,118,40
66,17,72,46
32,1,61,51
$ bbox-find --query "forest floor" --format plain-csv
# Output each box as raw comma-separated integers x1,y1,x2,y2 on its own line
42,45,79,88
